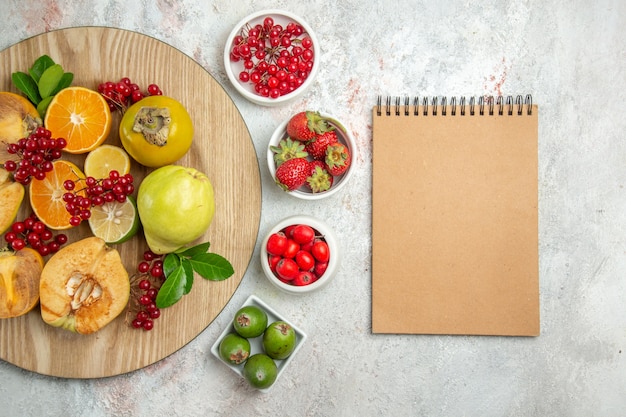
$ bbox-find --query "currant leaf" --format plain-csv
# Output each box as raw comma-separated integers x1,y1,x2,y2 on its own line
11,71,41,104
155,264,188,308
189,253,235,281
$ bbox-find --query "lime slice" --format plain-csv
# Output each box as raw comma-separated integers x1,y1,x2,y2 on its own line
88,196,140,244
84,144,131,179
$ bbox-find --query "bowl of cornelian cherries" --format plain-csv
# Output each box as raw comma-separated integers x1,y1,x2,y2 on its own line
260,215,340,294
224,9,320,106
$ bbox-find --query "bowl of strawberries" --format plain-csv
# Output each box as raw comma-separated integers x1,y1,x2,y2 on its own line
260,215,340,294
267,111,355,199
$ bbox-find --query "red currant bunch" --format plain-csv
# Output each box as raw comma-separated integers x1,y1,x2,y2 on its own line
128,250,165,331
230,16,315,99
98,77,163,113
3,213,68,255
4,127,67,185
62,170,135,227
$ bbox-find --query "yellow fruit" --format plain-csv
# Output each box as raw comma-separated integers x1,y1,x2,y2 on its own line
137,165,214,254
29,160,86,230
83,144,131,179
0,247,44,319
119,96,193,167
39,237,130,334
0,170,25,234
44,86,112,154
0,91,42,163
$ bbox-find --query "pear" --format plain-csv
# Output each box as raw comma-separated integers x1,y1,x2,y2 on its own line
137,165,215,254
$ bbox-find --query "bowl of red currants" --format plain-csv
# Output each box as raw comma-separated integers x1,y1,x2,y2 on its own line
267,110,355,200
260,215,340,294
224,9,320,106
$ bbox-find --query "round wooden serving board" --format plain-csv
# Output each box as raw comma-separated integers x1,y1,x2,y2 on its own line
0,27,261,378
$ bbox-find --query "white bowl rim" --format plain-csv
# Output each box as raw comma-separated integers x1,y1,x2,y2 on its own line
260,215,339,294
267,112,356,200
223,9,320,106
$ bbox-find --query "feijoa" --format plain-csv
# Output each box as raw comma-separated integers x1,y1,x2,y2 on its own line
243,353,278,389
262,320,296,360
218,333,251,365
233,305,268,338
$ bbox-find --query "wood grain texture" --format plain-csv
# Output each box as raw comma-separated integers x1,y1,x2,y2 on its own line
0,27,261,378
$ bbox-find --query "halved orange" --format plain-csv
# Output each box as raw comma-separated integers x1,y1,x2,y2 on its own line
44,87,112,154
29,160,86,230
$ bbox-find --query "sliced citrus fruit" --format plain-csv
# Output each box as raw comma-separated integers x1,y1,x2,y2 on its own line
29,160,85,230
44,86,112,154
88,196,140,244
84,144,131,179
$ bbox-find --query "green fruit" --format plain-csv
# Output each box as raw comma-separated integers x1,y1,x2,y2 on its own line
219,333,251,365
137,165,215,254
233,305,268,338
262,320,296,360
243,353,278,389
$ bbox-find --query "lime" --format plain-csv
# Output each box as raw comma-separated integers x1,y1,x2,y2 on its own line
262,321,296,360
219,333,251,365
232,305,268,338
83,144,131,179
243,353,278,389
88,195,140,244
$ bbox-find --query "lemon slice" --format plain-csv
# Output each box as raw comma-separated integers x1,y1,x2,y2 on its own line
88,196,140,244
84,144,131,179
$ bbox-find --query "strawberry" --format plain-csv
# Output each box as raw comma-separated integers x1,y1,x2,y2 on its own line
306,163,333,193
270,137,308,167
305,130,338,160
286,111,332,141
324,143,351,176
274,157,310,191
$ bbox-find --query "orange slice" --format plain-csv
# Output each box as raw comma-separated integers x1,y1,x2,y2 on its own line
29,160,86,230
44,87,112,154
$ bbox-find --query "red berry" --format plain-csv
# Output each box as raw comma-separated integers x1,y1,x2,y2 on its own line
275,258,299,281
282,239,300,259
291,224,315,245
142,319,154,331
314,261,328,278
295,250,315,271
311,240,330,262
268,254,281,272
293,270,316,286
266,232,288,256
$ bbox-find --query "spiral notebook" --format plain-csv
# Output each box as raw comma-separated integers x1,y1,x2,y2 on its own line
371,95,539,336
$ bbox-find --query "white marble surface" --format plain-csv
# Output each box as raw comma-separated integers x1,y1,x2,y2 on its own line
1,0,625,416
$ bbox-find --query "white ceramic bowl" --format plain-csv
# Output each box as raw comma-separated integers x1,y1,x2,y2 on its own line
210,295,307,393
267,112,356,200
260,215,340,294
223,9,320,106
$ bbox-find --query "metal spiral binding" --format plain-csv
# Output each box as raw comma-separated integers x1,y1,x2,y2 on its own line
376,94,533,116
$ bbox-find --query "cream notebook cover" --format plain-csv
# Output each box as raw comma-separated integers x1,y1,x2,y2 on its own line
371,95,539,336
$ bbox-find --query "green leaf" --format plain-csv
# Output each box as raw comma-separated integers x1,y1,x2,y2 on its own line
189,253,234,281
11,71,41,104
163,253,180,277
51,72,73,95
155,264,188,308
38,64,64,98
28,55,56,83
36,96,54,119
181,258,194,294
175,241,210,257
